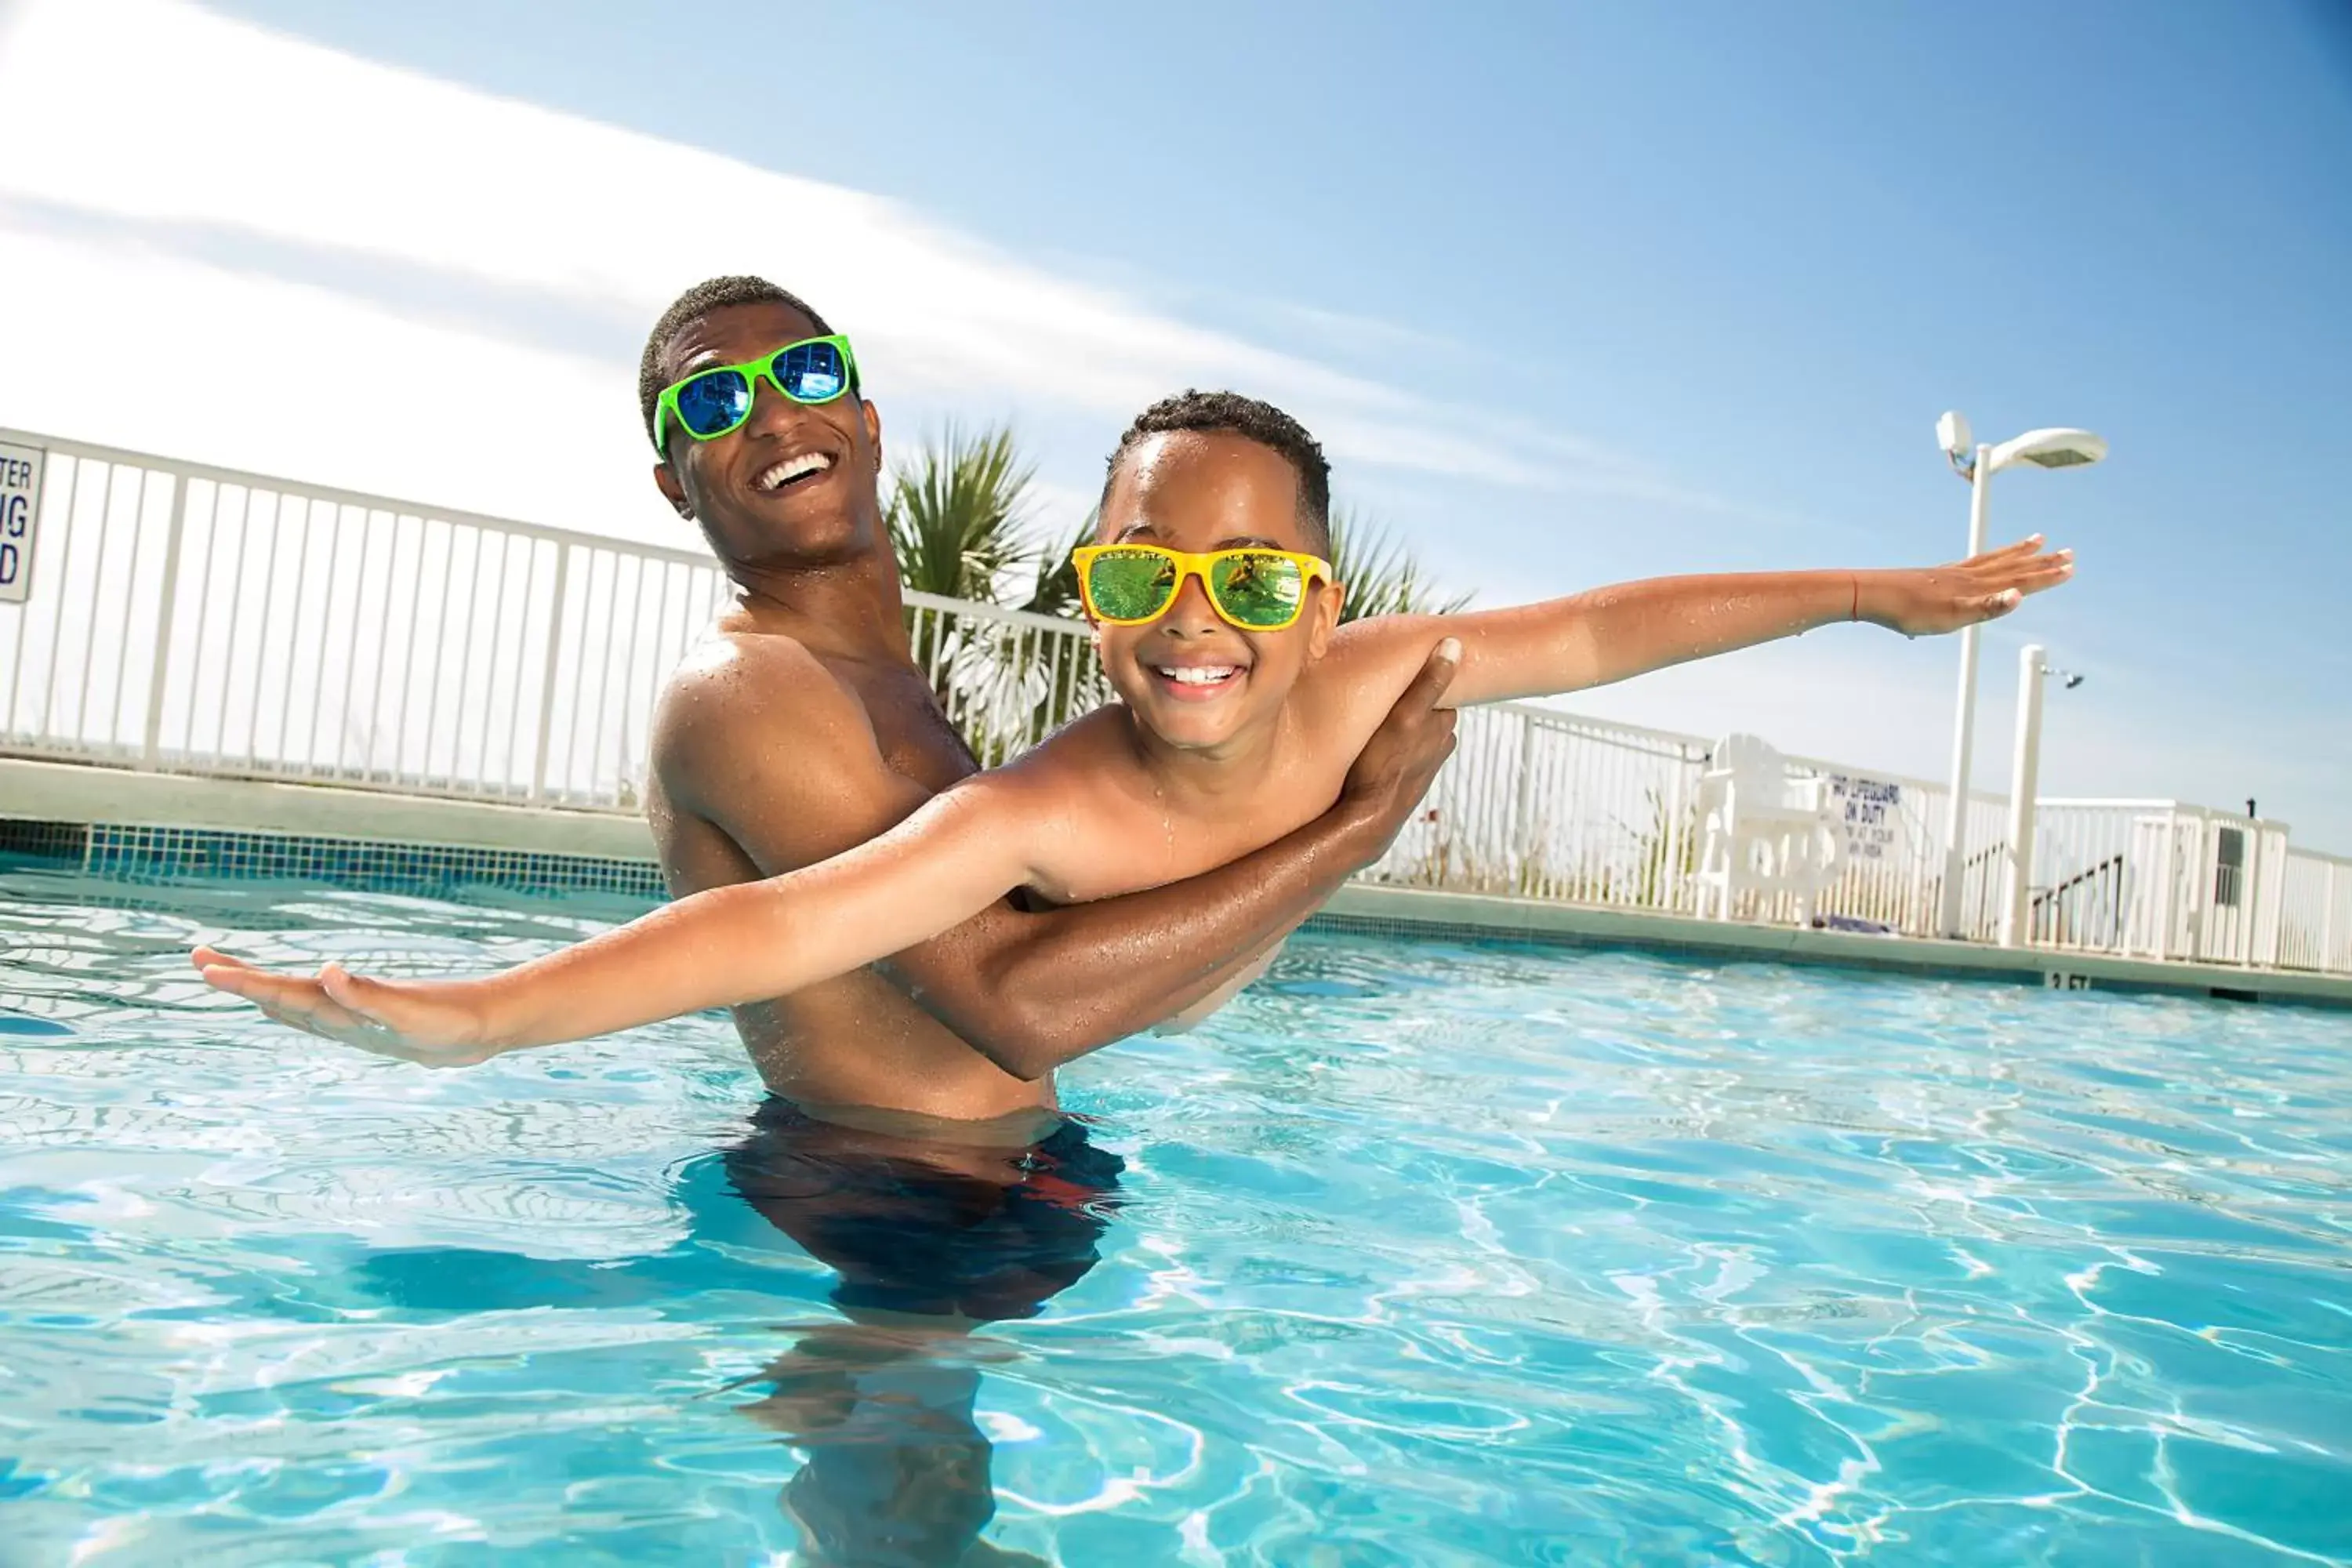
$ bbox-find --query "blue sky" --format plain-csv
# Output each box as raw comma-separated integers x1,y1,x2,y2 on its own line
5,1,2347,843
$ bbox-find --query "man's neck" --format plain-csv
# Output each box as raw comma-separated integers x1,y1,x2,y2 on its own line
720,549,912,666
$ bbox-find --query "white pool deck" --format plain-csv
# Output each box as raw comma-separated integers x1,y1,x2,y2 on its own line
5,755,2348,1010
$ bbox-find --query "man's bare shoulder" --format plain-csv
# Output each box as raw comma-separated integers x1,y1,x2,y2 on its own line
649,630,882,804
655,632,855,745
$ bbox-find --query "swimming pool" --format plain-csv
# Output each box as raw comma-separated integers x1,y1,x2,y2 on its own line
4,859,2348,1566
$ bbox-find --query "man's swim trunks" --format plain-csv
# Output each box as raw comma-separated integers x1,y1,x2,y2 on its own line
721,1098,1126,1323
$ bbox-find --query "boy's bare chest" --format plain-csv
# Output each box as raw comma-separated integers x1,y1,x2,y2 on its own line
1054,748,1356,905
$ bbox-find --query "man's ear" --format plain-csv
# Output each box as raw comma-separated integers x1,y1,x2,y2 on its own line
653,459,691,521
861,397,884,474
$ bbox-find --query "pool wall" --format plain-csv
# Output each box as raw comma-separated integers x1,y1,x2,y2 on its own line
5,754,2349,1010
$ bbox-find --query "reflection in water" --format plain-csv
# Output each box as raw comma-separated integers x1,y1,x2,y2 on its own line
720,1099,1125,1566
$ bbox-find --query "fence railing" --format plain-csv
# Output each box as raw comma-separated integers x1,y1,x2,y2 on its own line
0,428,1101,811
2,428,2342,978
2279,848,2352,977
2025,800,2295,968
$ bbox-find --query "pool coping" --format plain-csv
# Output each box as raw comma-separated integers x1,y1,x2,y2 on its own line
6,754,2349,1010
1314,886,2352,1009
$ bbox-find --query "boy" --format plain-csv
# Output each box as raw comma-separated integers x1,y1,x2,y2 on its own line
198,390,2071,1061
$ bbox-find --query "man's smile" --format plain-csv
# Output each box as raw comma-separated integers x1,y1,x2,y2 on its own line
751,450,837,493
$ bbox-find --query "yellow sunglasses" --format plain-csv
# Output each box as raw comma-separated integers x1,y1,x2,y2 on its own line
1073,544,1334,632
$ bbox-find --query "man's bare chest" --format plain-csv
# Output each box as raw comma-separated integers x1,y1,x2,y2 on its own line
833,662,978,793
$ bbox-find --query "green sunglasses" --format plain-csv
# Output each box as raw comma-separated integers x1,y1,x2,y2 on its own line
652,333,861,454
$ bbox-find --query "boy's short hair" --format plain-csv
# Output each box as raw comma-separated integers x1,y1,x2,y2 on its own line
1102,390,1333,554
637,275,838,450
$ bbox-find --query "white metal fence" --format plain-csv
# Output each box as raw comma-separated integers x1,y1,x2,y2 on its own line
0,428,1103,810
2,428,2343,978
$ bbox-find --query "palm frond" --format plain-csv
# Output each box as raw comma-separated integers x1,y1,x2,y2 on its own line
1018,506,1098,619
887,423,1036,601
1328,507,1472,623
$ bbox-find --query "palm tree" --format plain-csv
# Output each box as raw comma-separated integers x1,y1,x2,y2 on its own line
889,427,1109,761
1327,507,1472,622
1016,508,1094,619
885,423,1035,602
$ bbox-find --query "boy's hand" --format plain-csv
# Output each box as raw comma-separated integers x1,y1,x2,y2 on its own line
1334,637,1460,866
192,946,503,1067
1864,535,2074,637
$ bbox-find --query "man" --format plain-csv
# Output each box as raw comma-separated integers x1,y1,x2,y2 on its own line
635,278,1457,1563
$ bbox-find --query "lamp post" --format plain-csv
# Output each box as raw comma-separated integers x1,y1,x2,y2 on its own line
1933,412,2107,939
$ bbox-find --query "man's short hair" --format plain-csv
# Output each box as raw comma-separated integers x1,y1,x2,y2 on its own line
1101,390,1333,554
637,275,837,451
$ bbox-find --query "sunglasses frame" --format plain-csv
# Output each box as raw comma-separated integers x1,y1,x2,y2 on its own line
1072,543,1334,633
652,333,862,455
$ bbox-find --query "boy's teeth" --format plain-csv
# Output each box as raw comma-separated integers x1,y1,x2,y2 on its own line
1158,665,1238,685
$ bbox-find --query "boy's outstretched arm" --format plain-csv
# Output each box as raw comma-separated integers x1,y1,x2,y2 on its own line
198,775,1058,1059
1404,536,2073,706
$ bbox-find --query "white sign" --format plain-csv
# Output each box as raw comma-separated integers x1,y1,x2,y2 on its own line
1828,773,1905,866
0,442,42,605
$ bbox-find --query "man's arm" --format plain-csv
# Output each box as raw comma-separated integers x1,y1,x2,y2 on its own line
1345,536,2073,707
662,636,1462,1080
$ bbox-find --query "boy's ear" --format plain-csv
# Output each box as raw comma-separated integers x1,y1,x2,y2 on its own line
1305,577,1345,659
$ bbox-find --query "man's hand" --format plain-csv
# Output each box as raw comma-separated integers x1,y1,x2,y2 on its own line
1863,536,2074,637
192,946,503,1068
1332,637,1461,868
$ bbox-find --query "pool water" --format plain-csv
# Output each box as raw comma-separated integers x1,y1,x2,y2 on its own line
3,861,2350,1566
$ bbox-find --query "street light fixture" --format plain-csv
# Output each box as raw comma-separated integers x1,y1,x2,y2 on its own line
1988,428,2110,474
1934,410,2106,940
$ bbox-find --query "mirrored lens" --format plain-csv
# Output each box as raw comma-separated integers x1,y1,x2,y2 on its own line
1209,551,1307,627
775,341,848,402
1084,549,1179,621
676,369,753,437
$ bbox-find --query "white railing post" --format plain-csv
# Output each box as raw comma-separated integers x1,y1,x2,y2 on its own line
1662,746,1691,913
1998,644,2045,948
528,542,571,804
2326,861,2340,975
2151,809,2178,961
1511,711,1538,891
140,474,190,765
2249,820,2286,970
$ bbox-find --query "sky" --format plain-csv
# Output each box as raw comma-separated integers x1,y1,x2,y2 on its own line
1,0,2346,845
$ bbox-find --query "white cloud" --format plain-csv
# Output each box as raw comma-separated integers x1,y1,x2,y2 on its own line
0,0,1603,524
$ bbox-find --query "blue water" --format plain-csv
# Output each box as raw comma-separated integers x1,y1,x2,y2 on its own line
3,861,2350,1566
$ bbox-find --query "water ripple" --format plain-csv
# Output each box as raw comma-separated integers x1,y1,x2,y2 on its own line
2,863,2349,1564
